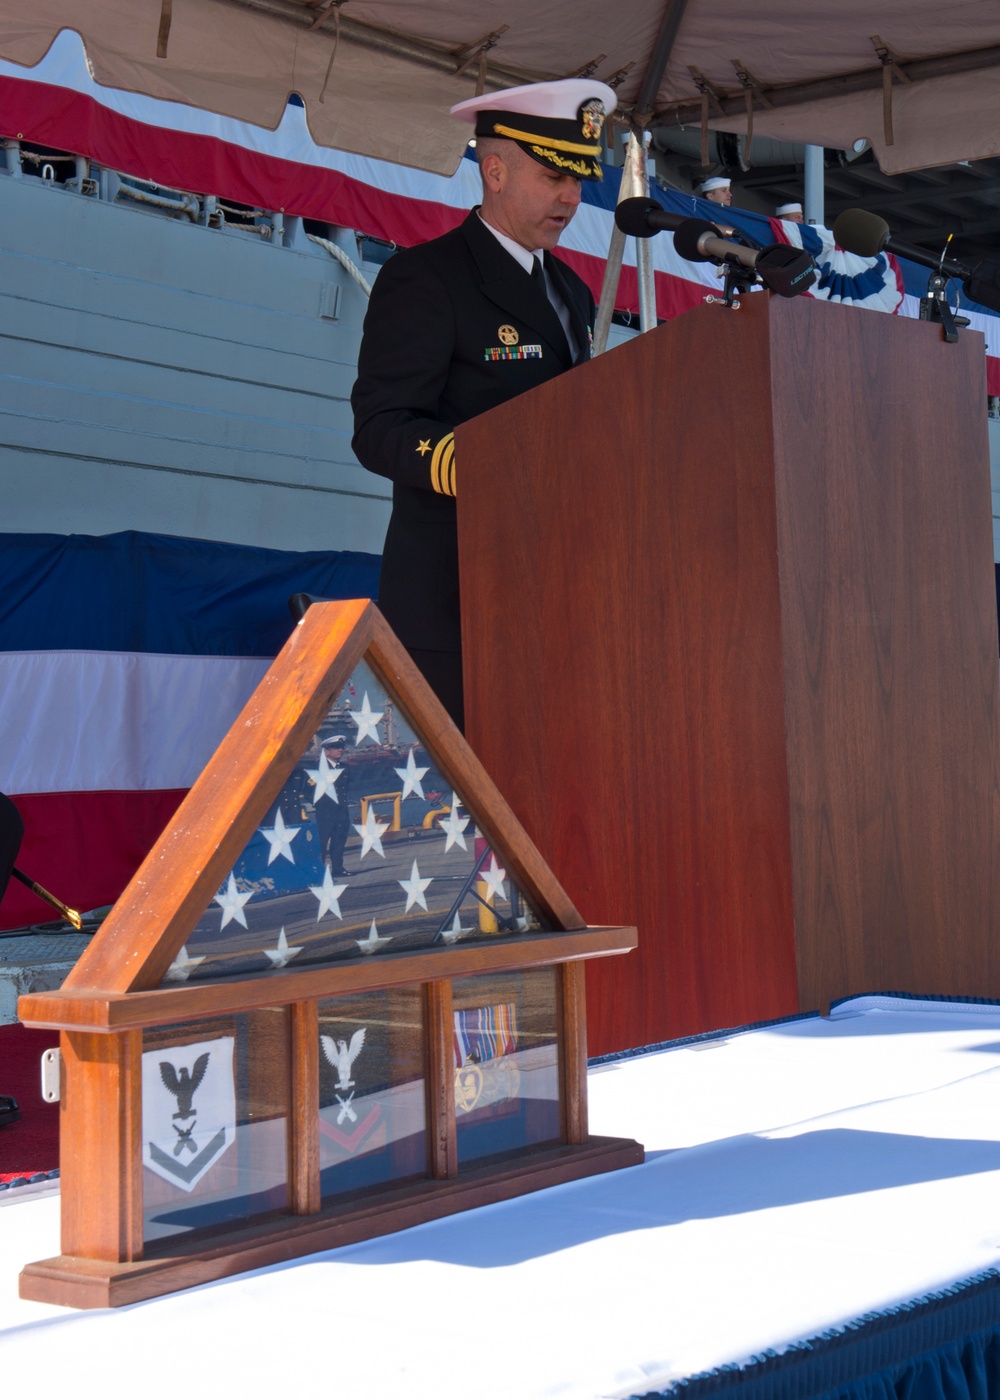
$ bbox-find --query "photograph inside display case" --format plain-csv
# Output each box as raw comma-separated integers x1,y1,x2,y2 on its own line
168,658,549,987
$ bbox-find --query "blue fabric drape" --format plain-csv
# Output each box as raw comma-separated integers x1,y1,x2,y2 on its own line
0,530,382,656
631,1271,1000,1400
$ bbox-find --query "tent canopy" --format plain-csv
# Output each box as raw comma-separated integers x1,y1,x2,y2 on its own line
1,0,999,175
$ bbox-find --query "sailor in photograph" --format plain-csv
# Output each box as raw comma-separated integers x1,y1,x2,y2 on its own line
351,77,616,731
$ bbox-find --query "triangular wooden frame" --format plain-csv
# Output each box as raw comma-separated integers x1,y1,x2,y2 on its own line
18,601,641,1308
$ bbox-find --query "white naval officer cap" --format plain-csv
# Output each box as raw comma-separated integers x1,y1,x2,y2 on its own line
451,78,617,182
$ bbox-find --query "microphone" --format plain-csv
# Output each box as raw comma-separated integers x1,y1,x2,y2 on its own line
673,218,759,269
673,218,818,298
614,196,690,238
832,208,1000,315
613,197,817,298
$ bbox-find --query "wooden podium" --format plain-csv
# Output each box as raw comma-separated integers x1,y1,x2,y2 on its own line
457,294,1000,1056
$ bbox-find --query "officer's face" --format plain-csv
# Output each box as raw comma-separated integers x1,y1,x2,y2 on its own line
480,143,583,251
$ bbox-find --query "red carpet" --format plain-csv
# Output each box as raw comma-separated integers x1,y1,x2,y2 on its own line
0,1024,59,1182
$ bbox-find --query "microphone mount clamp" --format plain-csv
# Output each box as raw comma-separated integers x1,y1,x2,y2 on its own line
705,255,759,309
919,270,970,344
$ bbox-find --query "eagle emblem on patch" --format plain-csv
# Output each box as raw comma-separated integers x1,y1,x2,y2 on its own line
142,1036,236,1191
579,99,606,141
498,324,519,346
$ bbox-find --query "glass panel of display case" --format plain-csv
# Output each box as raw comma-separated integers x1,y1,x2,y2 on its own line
452,968,562,1167
165,657,552,985
142,1009,289,1246
317,987,427,1201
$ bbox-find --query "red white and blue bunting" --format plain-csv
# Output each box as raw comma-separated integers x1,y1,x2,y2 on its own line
4,29,999,389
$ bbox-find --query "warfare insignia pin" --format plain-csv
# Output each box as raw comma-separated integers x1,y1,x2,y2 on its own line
498,325,519,346
580,99,606,141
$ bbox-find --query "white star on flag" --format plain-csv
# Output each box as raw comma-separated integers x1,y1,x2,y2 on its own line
350,691,383,745
263,927,302,969
355,919,392,955
213,873,253,929
394,747,429,800
353,806,389,859
481,853,507,904
438,794,469,852
306,749,342,803
259,809,300,865
165,945,206,982
398,859,432,913
309,867,348,920
441,910,472,944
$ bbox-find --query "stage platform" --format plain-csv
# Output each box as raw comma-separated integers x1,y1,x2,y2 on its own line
4,994,1000,1398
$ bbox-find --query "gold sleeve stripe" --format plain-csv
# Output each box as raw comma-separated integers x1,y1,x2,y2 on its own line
441,438,456,497
492,124,601,157
430,433,455,495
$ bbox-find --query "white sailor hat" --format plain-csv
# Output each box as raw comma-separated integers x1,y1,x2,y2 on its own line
776,201,803,216
451,78,617,182
699,176,731,194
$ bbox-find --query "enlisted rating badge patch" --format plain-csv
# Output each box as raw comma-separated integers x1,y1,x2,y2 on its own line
142,1036,236,1191
485,344,543,362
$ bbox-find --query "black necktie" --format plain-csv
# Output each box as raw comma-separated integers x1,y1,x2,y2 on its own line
530,253,573,361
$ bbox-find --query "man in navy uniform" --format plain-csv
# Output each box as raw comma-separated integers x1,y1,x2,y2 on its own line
351,79,616,731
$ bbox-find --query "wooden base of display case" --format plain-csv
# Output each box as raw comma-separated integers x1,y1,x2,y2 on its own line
20,1134,644,1309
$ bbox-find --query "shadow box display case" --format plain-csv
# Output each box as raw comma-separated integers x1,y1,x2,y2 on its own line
18,600,641,1307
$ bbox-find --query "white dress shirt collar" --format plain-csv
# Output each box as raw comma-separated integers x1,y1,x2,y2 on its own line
477,212,542,275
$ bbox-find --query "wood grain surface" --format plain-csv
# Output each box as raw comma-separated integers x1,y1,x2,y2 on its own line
769,297,1000,1009
18,925,637,1031
59,1029,143,1262
289,1000,320,1214
560,961,589,1144
458,293,1000,1051
459,295,800,1053
425,979,457,1179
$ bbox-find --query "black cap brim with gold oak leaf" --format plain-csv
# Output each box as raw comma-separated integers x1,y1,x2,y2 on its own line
451,78,617,183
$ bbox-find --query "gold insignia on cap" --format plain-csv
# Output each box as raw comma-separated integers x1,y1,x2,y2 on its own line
498,325,519,346
579,99,606,141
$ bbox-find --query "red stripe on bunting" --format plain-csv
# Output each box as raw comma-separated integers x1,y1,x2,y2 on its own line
0,75,398,228
555,246,710,318
1,789,186,931
1,74,994,376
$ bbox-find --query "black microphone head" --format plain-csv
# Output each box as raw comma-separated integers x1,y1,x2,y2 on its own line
754,243,818,297
832,208,890,258
673,217,725,263
614,197,663,238
963,262,1000,315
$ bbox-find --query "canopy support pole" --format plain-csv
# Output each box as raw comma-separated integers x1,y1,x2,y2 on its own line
594,131,656,354
804,144,825,226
